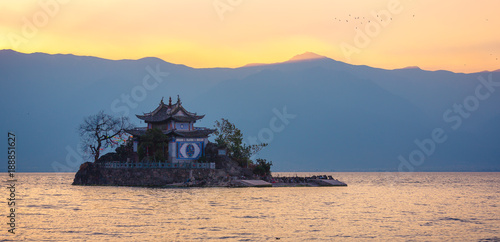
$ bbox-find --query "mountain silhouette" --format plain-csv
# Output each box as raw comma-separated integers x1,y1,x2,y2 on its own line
1,50,499,172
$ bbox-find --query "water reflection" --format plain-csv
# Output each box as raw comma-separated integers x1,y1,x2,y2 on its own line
7,172,499,241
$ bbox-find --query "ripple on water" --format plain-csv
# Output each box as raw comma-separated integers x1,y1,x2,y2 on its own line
477,237,500,242
14,172,500,241
439,217,483,224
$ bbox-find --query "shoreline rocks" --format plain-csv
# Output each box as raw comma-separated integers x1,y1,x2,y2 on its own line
72,162,232,187
72,162,347,187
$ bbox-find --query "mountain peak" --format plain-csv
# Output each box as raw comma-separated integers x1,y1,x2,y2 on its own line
399,66,422,70
287,52,327,62
241,52,328,68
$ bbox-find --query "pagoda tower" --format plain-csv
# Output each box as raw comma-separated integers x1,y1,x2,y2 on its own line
126,96,215,163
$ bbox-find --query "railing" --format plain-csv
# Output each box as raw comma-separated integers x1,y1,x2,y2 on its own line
102,162,215,169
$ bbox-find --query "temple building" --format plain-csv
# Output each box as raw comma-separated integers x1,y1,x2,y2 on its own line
125,96,215,164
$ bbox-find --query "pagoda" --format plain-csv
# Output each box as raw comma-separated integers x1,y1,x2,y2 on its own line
126,96,215,163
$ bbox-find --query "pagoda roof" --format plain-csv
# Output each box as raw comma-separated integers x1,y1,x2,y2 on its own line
125,127,147,136
171,129,216,138
125,127,215,138
136,96,205,123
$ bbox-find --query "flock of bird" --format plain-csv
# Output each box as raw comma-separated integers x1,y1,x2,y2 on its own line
333,13,416,29
333,13,498,64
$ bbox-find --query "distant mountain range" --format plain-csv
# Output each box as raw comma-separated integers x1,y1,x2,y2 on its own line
242,52,327,67
1,49,499,172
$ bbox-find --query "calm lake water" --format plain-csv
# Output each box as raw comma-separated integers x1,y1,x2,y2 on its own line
3,172,499,241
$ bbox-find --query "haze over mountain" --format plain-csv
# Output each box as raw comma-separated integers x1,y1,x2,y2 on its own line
242,52,326,67
1,49,499,172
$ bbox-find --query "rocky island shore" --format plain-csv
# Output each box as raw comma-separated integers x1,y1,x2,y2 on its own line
72,101,347,188
72,158,347,188
73,155,256,187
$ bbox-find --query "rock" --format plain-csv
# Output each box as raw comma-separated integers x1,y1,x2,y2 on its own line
73,156,264,187
73,162,105,185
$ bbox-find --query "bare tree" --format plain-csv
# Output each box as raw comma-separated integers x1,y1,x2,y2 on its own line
78,111,134,163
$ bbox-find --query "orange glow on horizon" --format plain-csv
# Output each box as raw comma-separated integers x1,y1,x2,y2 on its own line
0,0,499,73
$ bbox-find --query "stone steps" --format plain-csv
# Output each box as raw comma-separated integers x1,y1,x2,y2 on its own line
310,179,347,186
232,180,273,187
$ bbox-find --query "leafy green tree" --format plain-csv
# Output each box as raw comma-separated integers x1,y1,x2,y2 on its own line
253,158,273,176
115,142,133,162
139,128,169,162
213,118,268,167
138,145,146,162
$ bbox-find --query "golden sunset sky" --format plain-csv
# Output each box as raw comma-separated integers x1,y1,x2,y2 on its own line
0,0,499,73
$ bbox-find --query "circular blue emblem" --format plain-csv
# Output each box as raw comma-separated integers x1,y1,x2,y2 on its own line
186,144,195,157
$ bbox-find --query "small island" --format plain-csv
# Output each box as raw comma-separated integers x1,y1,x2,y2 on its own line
73,96,346,187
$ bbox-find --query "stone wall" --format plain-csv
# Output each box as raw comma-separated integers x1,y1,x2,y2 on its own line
72,162,229,187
